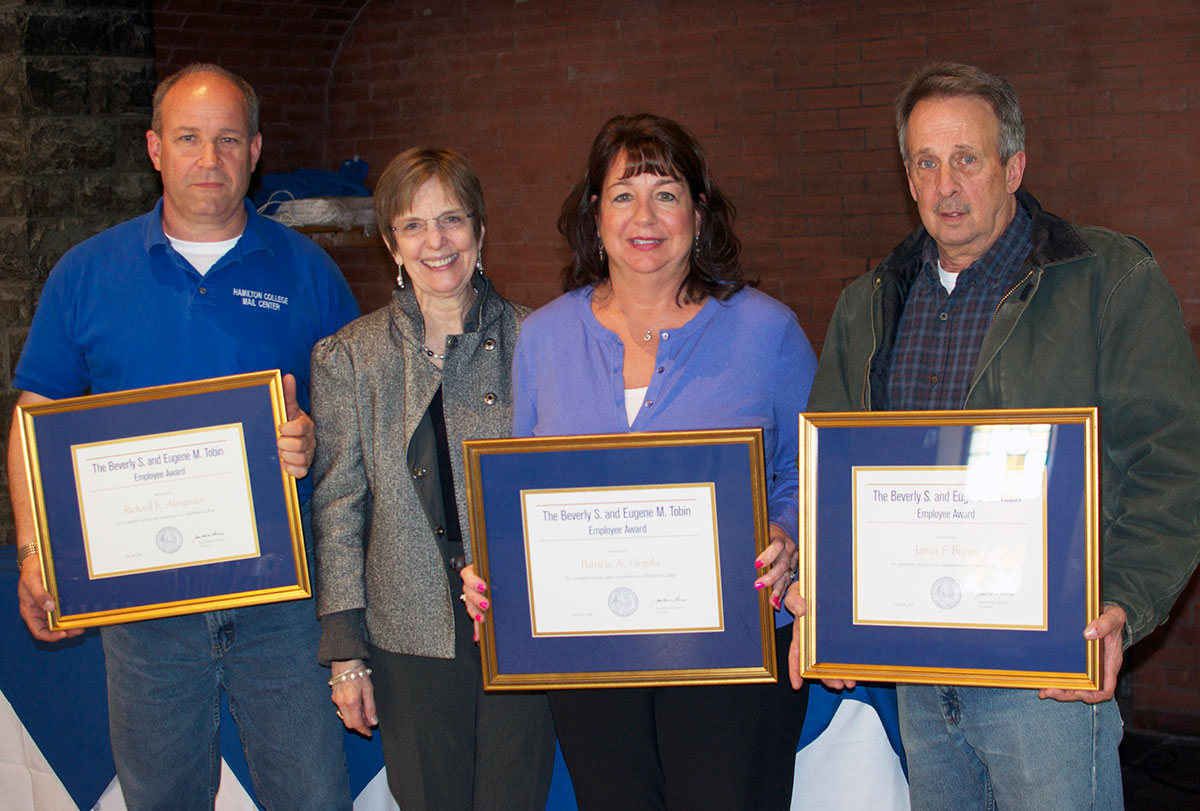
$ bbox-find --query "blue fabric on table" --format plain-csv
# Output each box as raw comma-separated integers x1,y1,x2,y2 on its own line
253,158,370,213
4,543,904,808
0,545,387,808
1,546,112,809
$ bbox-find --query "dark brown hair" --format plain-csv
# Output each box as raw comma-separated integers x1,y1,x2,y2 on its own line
557,114,744,303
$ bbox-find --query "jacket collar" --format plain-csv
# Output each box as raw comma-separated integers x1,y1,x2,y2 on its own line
876,189,1094,283
865,189,1093,412
1019,189,1095,268
388,270,498,343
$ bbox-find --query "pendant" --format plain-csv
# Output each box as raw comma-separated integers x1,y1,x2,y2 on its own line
643,330,653,342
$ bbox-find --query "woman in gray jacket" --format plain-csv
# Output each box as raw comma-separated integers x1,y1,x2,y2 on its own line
309,147,555,811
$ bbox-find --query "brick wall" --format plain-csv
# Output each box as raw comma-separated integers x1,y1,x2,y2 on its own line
313,0,1200,355
153,0,394,306
1126,576,1200,733
141,0,1197,735
154,0,366,175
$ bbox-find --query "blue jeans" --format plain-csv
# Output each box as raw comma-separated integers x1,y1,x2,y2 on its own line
897,684,1123,810
100,510,350,811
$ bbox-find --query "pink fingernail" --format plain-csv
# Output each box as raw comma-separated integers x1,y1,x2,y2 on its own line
754,559,764,568
476,583,487,592
479,600,489,610
772,595,782,610
755,581,765,590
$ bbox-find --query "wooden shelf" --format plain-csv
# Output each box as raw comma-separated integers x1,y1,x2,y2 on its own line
295,225,381,248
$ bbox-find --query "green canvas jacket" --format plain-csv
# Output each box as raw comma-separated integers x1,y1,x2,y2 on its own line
809,190,1200,647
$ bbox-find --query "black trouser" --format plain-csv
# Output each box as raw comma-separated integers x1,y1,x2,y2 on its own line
370,566,556,811
550,623,809,811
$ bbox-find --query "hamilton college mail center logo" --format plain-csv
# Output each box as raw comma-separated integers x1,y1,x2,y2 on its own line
232,287,290,311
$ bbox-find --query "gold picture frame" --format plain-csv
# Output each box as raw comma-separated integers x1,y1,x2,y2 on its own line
463,428,777,690
796,408,1100,690
18,370,309,629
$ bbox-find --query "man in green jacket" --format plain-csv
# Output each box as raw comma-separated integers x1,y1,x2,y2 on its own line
787,62,1200,810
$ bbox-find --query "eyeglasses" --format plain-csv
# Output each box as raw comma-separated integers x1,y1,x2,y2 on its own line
390,211,476,239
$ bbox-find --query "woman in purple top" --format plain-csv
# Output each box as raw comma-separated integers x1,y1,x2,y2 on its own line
463,114,817,810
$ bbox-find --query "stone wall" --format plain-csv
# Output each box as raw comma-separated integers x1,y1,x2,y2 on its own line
0,0,159,546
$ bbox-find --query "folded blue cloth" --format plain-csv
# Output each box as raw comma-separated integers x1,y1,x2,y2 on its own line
253,157,369,213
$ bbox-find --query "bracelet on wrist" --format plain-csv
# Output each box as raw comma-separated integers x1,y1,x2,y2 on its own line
16,542,39,568
328,665,372,687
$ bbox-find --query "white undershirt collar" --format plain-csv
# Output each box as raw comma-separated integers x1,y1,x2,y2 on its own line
166,233,241,275
936,258,958,294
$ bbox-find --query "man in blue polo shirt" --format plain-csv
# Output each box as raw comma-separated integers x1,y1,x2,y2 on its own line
8,64,359,809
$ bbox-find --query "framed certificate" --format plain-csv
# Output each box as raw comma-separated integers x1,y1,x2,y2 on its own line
463,429,777,690
18,371,310,630
795,408,1100,690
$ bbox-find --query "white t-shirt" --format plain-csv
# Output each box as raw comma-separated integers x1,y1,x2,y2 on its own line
166,234,240,275
937,260,958,293
624,386,648,426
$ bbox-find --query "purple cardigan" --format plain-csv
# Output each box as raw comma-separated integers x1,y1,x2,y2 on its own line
513,285,817,544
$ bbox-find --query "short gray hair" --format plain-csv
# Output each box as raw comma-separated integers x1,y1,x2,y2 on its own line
895,62,1025,163
152,63,260,136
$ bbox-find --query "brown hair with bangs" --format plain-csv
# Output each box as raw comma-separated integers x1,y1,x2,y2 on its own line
375,146,486,254
558,114,744,303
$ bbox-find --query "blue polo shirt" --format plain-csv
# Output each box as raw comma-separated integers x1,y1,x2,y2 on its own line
14,198,360,502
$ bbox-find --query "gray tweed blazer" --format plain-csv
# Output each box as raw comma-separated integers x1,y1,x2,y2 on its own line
310,276,527,659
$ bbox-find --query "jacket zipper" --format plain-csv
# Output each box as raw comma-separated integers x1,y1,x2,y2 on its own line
862,275,882,410
960,268,1037,405
993,269,1035,320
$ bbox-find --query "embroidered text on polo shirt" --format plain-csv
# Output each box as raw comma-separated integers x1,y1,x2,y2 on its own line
232,287,290,310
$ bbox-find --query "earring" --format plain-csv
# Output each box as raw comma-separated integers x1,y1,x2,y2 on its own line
475,252,485,276
693,233,700,257
598,243,606,262
396,263,405,288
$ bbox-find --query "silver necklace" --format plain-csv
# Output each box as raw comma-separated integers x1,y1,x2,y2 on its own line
638,308,674,342
418,286,478,361
640,315,666,342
